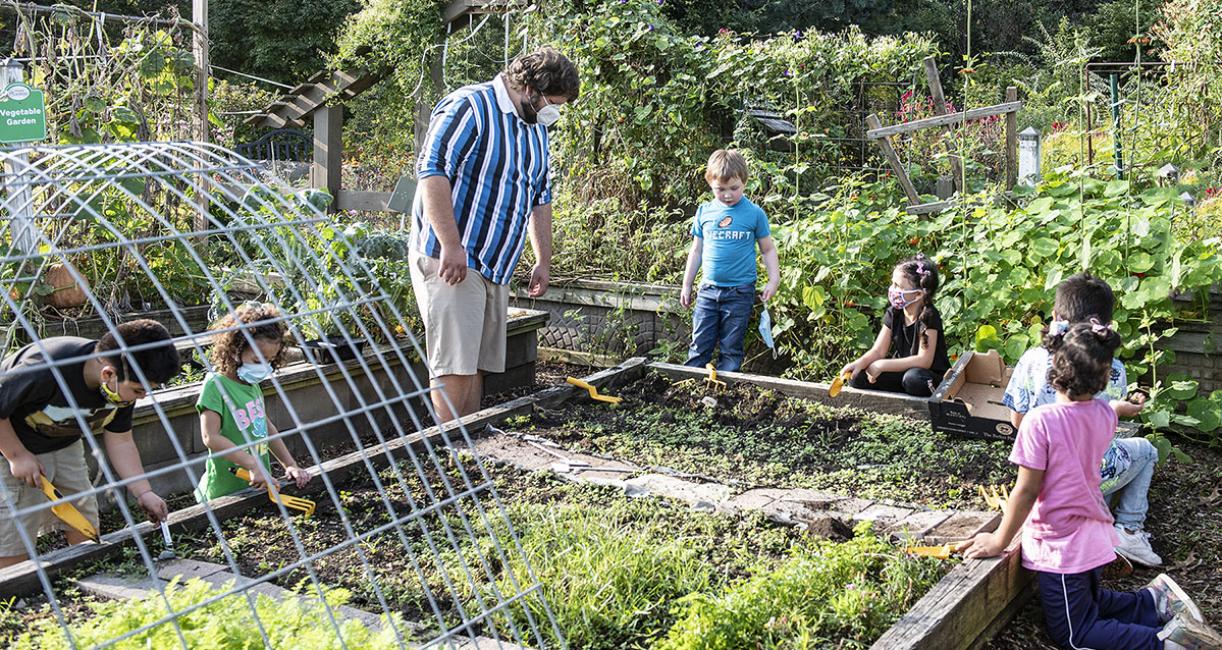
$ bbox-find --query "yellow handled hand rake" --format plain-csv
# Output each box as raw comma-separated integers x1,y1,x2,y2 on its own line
231,467,316,517
704,363,727,390
979,484,1011,512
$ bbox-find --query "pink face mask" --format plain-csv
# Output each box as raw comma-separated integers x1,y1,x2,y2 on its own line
888,286,924,310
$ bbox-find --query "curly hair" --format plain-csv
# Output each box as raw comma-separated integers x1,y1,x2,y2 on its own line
207,303,287,377
504,47,580,101
894,253,940,350
1047,322,1122,400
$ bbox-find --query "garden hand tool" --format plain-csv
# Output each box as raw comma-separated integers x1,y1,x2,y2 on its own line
704,364,727,389
758,307,777,359
158,520,176,562
979,484,1010,512
828,370,852,398
231,467,316,517
903,543,960,560
38,474,99,542
565,377,623,404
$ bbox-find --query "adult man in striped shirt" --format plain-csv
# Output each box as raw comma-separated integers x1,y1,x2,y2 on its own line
410,47,579,422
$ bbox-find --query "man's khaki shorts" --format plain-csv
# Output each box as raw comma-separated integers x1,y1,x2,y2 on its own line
409,252,508,377
0,439,100,557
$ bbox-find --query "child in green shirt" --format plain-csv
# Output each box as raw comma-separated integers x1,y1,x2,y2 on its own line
195,304,310,502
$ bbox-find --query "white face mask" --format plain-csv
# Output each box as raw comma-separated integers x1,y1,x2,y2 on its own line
536,104,562,127
237,361,273,384
532,91,562,127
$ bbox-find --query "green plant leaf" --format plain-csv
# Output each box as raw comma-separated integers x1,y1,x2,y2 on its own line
1030,237,1059,258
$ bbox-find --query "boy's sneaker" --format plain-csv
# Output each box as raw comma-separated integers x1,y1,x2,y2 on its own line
1115,525,1163,567
1147,574,1205,625
1158,612,1222,649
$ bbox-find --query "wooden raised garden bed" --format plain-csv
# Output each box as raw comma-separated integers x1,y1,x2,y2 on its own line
100,308,547,496
2,358,1030,649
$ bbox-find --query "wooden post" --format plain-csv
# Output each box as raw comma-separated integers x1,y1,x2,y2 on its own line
191,0,209,233
866,114,921,205
1005,86,1018,189
0,60,38,254
923,57,964,193
312,106,343,210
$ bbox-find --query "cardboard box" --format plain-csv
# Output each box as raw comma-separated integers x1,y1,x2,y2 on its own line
928,350,1017,440
929,349,1142,440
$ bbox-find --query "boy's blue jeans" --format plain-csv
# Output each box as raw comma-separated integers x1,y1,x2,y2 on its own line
1101,436,1159,531
685,283,755,372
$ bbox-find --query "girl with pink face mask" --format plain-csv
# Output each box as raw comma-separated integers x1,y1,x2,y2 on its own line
839,254,951,396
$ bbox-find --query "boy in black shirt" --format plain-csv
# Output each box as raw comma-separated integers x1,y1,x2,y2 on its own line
0,319,180,567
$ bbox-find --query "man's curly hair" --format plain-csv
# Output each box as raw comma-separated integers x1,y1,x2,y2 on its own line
1047,323,1122,400
208,303,287,377
504,47,580,101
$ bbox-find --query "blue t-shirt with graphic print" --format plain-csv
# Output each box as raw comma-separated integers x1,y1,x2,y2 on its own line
691,196,771,287
1003,346,1131,490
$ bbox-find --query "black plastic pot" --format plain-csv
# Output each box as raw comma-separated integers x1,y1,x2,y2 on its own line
301,336,368,364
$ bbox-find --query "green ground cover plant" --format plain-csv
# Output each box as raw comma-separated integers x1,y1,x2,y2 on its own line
527,371,1014,509
28,457,946,649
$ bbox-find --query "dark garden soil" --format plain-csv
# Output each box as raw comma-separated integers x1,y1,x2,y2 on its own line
521,369,1017,510
987,437,1222,649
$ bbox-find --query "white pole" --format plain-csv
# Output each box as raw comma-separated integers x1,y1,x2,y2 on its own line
192,0,209,234
1,59,39,255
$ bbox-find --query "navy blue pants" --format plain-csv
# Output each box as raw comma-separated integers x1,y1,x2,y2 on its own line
685,283,755,372
1036,567,1163,649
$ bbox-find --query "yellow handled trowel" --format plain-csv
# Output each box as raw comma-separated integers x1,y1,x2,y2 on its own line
566,377,623,404
39,475,99,542
828,370,853,398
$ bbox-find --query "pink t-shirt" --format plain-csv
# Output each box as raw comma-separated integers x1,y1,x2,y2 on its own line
1009,398,1119,574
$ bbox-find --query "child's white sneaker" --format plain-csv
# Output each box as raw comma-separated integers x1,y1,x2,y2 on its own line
1159,612,1222,649
1115,525,1163,567
1146,574,1205,625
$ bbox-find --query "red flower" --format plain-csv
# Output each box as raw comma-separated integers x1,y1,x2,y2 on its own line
1206,187,1219,198
1051,121,1068,132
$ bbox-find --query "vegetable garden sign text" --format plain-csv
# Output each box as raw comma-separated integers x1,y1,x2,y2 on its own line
0,83,47,144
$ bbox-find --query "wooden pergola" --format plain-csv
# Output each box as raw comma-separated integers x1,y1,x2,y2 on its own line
244,0,517,212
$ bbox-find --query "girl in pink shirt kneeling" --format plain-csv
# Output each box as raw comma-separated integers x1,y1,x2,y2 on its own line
960,322,1221,650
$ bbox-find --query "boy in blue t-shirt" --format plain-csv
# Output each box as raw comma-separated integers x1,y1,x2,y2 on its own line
1003,274,1162,568
680,149,779,372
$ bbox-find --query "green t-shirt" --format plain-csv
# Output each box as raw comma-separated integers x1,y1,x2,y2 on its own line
194,373,271,502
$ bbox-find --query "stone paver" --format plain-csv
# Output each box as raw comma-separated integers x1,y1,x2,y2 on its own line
476,430,999,546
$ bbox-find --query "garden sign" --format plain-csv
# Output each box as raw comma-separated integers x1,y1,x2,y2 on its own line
0,83,47,144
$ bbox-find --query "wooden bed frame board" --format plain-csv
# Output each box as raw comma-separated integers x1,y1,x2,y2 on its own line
1,357,1023,650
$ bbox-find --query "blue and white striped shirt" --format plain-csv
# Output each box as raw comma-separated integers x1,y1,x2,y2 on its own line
412,74,552,285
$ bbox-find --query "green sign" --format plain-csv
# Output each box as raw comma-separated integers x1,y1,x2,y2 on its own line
0,83,47,144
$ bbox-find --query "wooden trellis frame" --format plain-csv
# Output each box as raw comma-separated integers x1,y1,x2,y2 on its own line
867,57,1022,215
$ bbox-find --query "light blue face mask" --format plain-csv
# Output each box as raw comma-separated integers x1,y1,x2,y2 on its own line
1048,319,1070,337
236,362,274,385
759,307,777,358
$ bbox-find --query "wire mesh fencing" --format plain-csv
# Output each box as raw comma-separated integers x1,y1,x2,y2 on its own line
0,141,563,649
